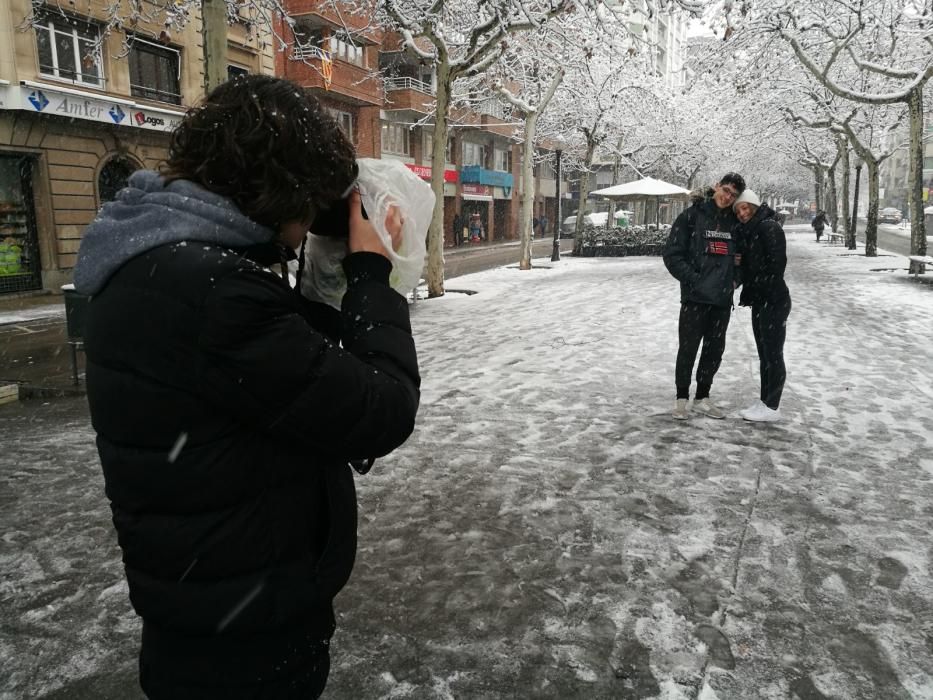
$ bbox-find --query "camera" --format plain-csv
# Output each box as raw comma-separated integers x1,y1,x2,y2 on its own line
308,162,365,238
309,196,368,238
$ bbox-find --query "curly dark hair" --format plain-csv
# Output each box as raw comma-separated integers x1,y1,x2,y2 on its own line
719,172,746,194
162,75,357,230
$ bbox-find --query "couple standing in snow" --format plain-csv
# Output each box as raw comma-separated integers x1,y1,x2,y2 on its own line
663,172,793,423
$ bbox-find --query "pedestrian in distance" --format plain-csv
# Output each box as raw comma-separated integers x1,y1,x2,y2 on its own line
733,189,792,423
72,75,421,699
811,210,827,242
469,212,484,242
663,172,746,420
452,211,463,247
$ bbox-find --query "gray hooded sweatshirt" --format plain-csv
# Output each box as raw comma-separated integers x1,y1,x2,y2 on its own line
73,170,275,296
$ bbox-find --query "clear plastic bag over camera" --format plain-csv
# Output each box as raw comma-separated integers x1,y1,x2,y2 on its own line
301,158,434,309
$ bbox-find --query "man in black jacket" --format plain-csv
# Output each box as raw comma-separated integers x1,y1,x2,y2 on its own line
734,189,791,422
73,76,420,698
663,172,745,420
812,210,827,242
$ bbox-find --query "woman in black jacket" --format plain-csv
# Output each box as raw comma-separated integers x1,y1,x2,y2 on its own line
73,76,420,698
733,190,791,423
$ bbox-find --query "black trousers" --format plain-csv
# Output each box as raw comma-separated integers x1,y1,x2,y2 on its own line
139,624,331,699
675,301,732,399
751,298,791,409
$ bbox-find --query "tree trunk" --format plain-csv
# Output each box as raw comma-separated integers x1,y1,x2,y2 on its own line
572,139,597,255
865,159,880,257
907,86,928,273
838,138,852,247
201,0,228,95
516,68,562,267
827,165,838,232
426,68,452,297
518,110,538,270
812,165,823,211
851,164,862,250
607,136,623,230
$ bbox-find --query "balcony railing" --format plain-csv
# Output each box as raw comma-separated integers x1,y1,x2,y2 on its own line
385,77,435,95
460,165,513,188
290,45,331,62
130,84,182,106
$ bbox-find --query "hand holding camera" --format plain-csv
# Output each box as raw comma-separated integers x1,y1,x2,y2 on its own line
302,158,433,309
347,191,403,257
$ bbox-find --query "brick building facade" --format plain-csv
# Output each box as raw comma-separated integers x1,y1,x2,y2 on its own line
0,0,562,296
0,0,275,294
277,2,562,249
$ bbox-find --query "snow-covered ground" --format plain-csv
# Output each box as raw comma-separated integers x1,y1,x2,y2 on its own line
0,304,64,326
2,226,932,699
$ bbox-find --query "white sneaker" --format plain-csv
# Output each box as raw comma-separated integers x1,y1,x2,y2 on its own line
739,400,766,418
693,398,725,419
741,403,782,422
672,398,689,420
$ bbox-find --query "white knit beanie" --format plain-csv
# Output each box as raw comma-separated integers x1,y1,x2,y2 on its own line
734,189,761,208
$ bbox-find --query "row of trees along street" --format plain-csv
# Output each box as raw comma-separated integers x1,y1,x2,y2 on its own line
698,0,932,269
29,0,933,293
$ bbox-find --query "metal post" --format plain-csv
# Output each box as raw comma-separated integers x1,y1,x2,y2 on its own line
551,148,562,262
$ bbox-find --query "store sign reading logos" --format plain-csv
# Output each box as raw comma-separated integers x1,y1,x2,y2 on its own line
3,83,182,133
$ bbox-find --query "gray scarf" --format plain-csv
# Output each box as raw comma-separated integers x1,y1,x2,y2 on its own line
73,170,275,295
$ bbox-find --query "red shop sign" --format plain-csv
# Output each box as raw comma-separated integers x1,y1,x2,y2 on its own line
404,163,459,183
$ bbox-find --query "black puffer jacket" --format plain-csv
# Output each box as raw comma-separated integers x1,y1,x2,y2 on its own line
75,172,420,691
663,193,741,308
737,204,790,306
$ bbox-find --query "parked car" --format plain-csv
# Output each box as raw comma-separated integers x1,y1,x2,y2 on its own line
561,210,635,237
879,207,903,224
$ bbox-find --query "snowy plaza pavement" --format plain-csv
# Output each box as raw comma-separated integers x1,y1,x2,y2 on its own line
2,226,933,699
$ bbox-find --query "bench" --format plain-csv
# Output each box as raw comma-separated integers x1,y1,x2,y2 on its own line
825,230,845,245
908,255,933,278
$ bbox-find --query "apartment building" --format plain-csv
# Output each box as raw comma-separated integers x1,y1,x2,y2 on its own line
627,6,688,90
879,120,933,215
0,0,274,294
275,4,569,246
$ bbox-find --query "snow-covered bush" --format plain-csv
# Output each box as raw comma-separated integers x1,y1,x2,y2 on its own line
577,224,670,256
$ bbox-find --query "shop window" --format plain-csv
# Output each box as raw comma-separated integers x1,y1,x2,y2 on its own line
129,39,181,105
382,122,410,156
0,157,42,294
326,108,354,142
34,11,103,87
98,157,138,204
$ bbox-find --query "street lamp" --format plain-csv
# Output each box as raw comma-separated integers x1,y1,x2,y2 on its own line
551,147,563,262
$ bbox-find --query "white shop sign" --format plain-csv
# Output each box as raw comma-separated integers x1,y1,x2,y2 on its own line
2,81,184,133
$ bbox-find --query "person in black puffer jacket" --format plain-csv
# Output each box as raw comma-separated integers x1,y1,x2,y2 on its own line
72,76,420,699
733,189,791,423
663,172,746,420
